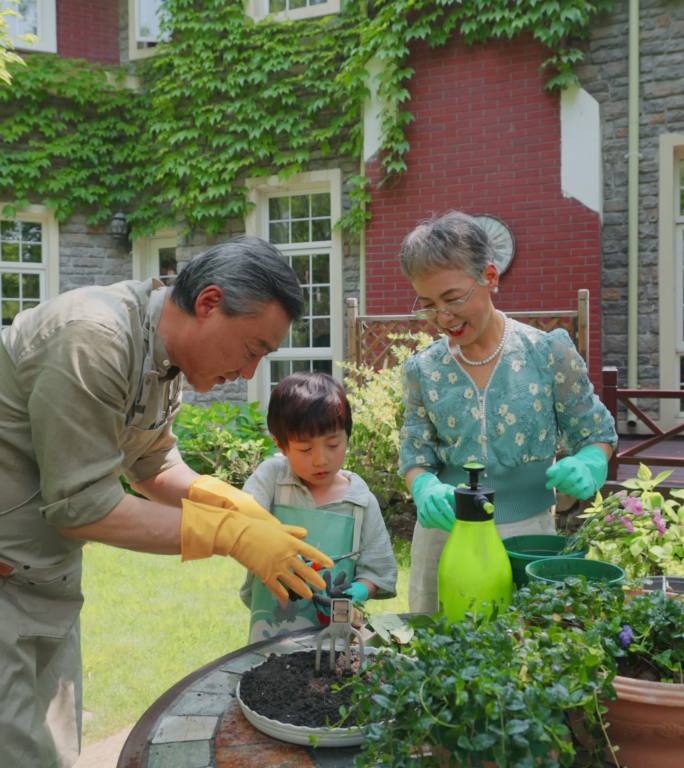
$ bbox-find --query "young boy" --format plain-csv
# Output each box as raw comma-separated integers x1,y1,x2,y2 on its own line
240,372,397,642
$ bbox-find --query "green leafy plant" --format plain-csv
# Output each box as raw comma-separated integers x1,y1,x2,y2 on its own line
1,0,615,234
351,580,620,768
570,464,684,579
343,331,432,520
173,401,277,486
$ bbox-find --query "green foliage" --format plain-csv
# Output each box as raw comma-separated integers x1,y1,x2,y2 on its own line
173,401,277,486
571,463,684,579
352,580,623,767
343,331,433,519
0,0,614,235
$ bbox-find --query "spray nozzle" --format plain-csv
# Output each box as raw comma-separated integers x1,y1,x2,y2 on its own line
463,461,485,491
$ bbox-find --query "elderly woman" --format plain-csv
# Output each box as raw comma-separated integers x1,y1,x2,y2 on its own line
399,211,617,613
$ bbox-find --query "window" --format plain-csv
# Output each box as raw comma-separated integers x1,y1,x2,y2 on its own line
128,0,167,61
676,158,684,414
245,0,340,22
245,169,343,407
1,0,56,53
0,206,58,325
132,230,177,282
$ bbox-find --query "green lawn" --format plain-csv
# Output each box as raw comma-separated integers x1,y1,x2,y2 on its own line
80,539,410,744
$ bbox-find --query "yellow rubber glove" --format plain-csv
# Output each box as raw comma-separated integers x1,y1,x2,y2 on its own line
188,475,276,523
180,499,333,602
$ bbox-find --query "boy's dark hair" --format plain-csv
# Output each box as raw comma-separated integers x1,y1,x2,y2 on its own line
267,372,352,447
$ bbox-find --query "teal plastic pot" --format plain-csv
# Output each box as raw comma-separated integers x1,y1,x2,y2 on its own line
503,535,585,588
525,557,625,587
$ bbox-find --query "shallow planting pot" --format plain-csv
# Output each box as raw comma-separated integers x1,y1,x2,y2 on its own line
525,556,624,586
503,534,585,587
606,676,684,768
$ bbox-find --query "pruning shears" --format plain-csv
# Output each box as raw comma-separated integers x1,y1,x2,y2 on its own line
287,550,360,602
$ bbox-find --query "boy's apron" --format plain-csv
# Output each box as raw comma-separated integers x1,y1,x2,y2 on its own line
248,488,362,643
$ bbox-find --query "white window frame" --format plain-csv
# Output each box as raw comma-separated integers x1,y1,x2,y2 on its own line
128,0,165,61
657,134,684,424
2,0,56,53
245,168,343,408
131,228,176,281
0,204,59,326
244,0,340,23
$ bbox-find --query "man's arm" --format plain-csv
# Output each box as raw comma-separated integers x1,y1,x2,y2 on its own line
131,462,199,507
58,494,182,553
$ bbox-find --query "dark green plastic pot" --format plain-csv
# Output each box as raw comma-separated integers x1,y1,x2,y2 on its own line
525,557,625,587
503,535,585,587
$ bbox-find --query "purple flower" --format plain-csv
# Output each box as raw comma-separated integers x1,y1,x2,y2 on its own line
619,516,635,533
604,514,614,523
618,624,634,648
652,509,667,536
620,496,644,516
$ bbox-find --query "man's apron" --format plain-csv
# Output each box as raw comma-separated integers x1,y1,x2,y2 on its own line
248,491,363,644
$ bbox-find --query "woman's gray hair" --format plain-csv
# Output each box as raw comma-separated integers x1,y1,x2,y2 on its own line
400,211,496,281
171,236,303,320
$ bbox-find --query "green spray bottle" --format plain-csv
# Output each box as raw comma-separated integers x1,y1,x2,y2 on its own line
438,462,513,623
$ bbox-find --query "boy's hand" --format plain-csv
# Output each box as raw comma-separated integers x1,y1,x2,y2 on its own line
342,581,369,605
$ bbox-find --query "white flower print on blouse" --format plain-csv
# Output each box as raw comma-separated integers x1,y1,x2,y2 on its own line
528,382,539,395
555,372,566,385
429,389,439,402
499,403,509,416
496,422,506,435
464,387,474,400
431,370,441,382
448,372,458,384
515,432,525,446
447,415,456,428
417,406,426,417
533,399,542,412
511,360,522,373
538,428,547,442
505,412,517,425
470,406,480,420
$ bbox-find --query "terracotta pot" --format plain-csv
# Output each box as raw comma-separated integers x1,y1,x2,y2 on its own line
606,675,684,768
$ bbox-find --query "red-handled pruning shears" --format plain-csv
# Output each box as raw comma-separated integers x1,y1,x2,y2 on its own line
309,550,361,571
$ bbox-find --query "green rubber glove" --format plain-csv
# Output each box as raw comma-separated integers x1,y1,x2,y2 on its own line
545,444,608,500
411,472,456,532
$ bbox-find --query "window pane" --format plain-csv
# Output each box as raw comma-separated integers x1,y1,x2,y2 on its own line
2,272,19,298
292,318,310,347
159,247,177,278
312,286,329,315
1,220,20,239
311,219,331,241
21,222,41,242
269,0,286,11
680,160,684,216
7,0,38,37
312,318,330,347
22,273,40,298
22,300,39,311
289,0,307,9
311,253,329,283
2,300,20,326
311,193,330,216
138,0,163,41
291,219,309,243
292,359,310,373
1,242,19,262
312,359,332,373
269,197,289,219
269,222,289,244
291,195,309,218
270,359,291,387
301,287,310,315
291,254,309,283
22,243,42,263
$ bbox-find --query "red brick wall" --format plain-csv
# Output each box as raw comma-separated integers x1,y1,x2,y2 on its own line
56,0,120,64
364,35,603,382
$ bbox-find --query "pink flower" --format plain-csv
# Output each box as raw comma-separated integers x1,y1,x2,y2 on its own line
619,516,635,533
604,514,614,523
620,496,644,516
652,510,667,536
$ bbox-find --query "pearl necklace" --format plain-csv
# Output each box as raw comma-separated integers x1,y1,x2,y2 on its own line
453,312,509,367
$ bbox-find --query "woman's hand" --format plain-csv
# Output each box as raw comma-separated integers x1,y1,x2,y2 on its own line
545,444,609,500
411,472,457,532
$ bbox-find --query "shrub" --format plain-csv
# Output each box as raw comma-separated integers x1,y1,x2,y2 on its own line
172,401,277,487
343,332,433,521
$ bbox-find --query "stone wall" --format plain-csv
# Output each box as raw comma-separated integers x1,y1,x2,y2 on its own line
578,0,684,391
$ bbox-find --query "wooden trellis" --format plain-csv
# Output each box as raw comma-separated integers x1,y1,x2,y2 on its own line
346,289,589,370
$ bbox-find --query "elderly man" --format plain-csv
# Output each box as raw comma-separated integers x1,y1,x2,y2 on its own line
0,235,332,767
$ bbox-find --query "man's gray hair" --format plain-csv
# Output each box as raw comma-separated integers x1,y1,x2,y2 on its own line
171,236,303,320
400,211,496,282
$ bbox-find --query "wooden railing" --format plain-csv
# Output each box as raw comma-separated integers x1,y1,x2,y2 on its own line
602,366,684,481
346,289,590,369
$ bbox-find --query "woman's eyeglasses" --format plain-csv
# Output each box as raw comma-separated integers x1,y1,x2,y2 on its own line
411,280,478,321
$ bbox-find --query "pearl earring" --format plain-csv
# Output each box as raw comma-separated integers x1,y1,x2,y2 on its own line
492,286,499,294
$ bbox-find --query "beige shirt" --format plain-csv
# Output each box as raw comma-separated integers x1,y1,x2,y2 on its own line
0,279,183,566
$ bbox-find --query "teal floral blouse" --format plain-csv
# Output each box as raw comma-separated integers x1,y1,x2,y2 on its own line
400,318,617,523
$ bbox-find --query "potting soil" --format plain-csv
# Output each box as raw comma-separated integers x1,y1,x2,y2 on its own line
239,650,362,728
